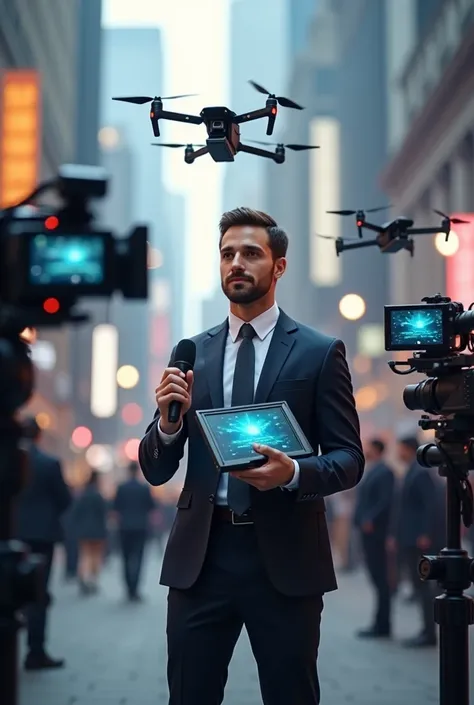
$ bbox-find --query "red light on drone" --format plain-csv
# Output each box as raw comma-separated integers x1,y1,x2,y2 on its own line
45,215,59,230
150,111,154,118
271,107,277,115
357,220,363,227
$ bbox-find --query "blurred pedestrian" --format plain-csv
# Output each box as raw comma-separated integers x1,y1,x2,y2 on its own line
113,461,156,601
72,469,108,595
354,438,395,638
14,417,72,670
389,436,438,647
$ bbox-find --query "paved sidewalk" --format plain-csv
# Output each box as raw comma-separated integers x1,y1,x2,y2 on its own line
19,549,467,705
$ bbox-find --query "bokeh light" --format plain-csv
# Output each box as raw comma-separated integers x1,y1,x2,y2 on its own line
116,365,140,389
434,230,459,257
121,402,143,425
71,426,93,449
124,438,140,461
339,294,366,321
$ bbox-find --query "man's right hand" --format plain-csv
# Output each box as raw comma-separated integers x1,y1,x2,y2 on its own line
155,367,194,434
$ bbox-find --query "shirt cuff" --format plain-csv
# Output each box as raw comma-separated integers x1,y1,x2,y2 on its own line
157,419,183,445
281,459,300,490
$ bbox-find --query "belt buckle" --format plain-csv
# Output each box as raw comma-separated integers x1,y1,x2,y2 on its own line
231,511,253,526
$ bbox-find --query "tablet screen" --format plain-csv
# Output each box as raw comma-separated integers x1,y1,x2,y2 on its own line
204,405,304,463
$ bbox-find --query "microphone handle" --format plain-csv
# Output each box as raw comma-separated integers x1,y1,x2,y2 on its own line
167,361,192,424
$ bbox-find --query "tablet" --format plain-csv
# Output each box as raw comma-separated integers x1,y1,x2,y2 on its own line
195,401,313,472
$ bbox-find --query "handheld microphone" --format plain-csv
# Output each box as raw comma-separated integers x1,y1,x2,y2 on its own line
168,339,196,424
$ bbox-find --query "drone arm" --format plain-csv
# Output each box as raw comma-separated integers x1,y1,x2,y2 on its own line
184,146,209,164
237,142,283,163
340,239,379,251
234,106,272,126
155,109,203,126
362,221,385,234
406,227,443,235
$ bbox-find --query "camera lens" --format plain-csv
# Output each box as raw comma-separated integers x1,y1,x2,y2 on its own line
403,378,439,413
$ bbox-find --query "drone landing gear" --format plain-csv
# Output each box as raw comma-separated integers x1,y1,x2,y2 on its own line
237,143,284,164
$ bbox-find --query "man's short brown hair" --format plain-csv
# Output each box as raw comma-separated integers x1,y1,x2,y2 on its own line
218,207,288,260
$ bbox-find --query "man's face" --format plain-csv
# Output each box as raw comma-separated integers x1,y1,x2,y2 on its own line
220,226,285,304
396,443,414,465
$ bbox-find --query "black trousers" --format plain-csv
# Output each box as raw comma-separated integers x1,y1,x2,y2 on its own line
361,532,391,632
166,519,323,705
403,546,436,637
119,529,147,597
25,541,54,655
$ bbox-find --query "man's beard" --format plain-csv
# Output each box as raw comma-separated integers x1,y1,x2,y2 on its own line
221,272,273,304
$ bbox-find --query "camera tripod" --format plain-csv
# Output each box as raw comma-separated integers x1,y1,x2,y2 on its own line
417,419,474,705
0,336,44,705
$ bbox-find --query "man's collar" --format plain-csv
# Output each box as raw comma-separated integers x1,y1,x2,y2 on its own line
228,302,280,342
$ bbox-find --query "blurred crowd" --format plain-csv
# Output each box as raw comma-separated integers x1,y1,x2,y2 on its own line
330,434,467,649
12,417,175,672
12,418,469,675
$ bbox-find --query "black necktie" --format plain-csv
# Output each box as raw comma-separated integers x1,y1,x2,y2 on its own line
227,323,256,514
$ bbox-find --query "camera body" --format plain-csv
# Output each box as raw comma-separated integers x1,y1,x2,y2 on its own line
0,164,148,331
200,107,240,162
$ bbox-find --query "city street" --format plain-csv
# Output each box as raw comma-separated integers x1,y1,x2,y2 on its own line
19,547,455,705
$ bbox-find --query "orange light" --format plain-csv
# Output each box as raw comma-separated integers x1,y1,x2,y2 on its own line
71,426,93,449
150,111,154,118
0,70,41,208
45,215,59,230
43,297,60,314
271,107,277,115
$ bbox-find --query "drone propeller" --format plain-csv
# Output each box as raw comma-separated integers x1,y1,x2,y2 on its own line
248,80,303,110
433,209,470,225
316,234,359,241
246,139,319,151
326,206,391,216
112,93,198,105
151,142,206,148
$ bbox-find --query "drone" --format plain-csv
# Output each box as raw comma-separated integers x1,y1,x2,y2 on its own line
317,208,470,256
112,81,319,164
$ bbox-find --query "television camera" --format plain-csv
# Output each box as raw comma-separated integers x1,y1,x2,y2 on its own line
113,80,319,164
317,208,469,256
0,164,148,705
385,293,474,705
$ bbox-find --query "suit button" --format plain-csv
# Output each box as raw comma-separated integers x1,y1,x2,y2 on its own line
208,494,215,503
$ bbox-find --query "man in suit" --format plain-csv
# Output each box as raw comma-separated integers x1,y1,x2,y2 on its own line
390,435,438,647
15,417,72,670
354,438,395,638
139,208,364,705
113,461,156,601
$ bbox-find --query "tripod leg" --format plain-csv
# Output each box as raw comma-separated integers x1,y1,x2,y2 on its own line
0,613,19,705
436,593,473,705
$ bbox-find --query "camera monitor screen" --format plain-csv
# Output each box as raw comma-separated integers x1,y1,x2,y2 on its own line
195,401,313,471
385,305,446,350
29,234,105,286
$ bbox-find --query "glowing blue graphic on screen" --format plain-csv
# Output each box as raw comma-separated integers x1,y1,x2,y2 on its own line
389,307,444,347
29,234,105,286
205,406,303,463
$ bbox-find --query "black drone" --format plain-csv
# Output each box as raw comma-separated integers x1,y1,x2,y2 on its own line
112,81,319,164
318,208,470,256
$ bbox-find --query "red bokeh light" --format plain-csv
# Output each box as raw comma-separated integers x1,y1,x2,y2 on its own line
71,426,93,449
124,438,140,461
121,403,143,426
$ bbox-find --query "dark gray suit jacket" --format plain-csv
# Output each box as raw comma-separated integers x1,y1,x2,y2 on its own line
394,461,439,549
15,445,72,544
139,310,364,596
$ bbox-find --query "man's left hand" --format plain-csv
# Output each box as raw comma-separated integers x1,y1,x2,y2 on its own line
229,443,295,491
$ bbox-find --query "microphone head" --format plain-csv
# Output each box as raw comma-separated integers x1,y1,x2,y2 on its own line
172,338,196,368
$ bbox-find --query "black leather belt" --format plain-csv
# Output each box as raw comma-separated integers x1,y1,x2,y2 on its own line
213,506,254,525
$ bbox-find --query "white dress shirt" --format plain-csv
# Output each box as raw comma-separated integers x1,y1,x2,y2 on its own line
158,302,300,505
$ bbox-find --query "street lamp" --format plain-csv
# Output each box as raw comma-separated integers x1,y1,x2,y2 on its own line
435,230,459,257
339,294,366,321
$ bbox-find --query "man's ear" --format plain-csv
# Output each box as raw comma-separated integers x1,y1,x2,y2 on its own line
274,257,287,279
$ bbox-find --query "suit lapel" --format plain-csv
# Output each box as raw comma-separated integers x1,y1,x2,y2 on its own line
254,310,298,403
203,319,228,408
